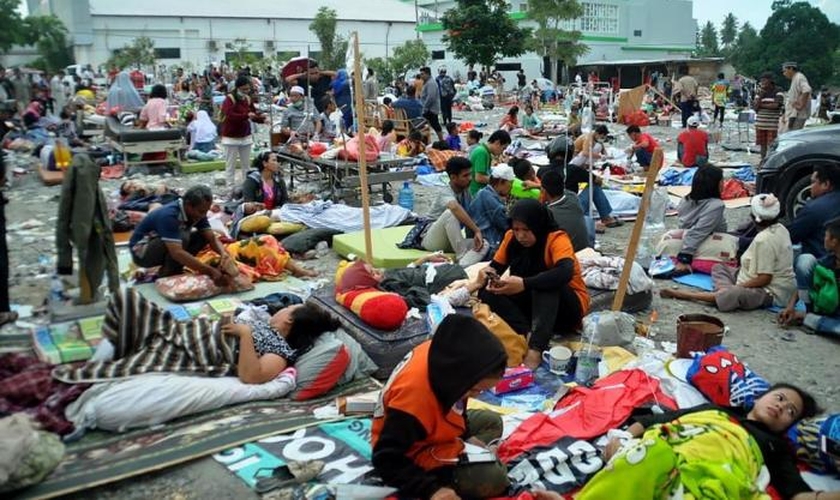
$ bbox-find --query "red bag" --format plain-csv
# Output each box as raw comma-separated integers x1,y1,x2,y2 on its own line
721,178,749,200
337,135,379,162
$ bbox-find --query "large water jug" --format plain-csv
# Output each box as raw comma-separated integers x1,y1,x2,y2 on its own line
398,181,414,211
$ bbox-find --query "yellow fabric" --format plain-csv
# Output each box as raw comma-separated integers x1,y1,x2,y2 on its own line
239,215,272,233
267,221,305,235
473,303,527,367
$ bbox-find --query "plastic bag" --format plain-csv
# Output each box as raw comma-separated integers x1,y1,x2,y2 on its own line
155,274,220,302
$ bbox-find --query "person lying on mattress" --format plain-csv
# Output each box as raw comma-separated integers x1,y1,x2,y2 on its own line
534,383,839,500
371,314,510,500
55,288,340,385
478,199,590,370
661,193,796,312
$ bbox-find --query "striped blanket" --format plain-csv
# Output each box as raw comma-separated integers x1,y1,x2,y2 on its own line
53,288,237,383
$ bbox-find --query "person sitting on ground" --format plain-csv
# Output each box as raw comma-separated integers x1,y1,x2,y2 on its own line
469,130,512,196
541,168,590,252
371,314,510,500
778,217,840,337
677,116,709,167
625,124,659,170
187,110,218,153
661,165,727,275
555,383,832,500
661,194,796,311
478,199,590,370
521,104,543,134
377,119,396,153
787,165,840,259
392,84,423,120
509,158,541,200
240,151,289,213
381,96,395,120
499,105,520,132
138,84,170,130
128,185,231,284
465,129,483,154
280,86,320,140
445,121,461,151
56,108,86,148
570,124,609,168
470,164,515,251
396,130,426,157
421,157,489,266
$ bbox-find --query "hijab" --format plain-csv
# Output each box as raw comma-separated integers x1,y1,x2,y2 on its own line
332,69,349,95
189,110,217,144
106,71,144,111
506,199,556,278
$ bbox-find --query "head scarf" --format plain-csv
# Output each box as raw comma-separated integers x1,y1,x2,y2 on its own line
332,69,349,95
506,199,557,278
189,110,217,144
106,71,144,111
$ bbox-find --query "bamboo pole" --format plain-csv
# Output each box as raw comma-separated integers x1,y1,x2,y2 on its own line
611,148,664,311
351,32,373,264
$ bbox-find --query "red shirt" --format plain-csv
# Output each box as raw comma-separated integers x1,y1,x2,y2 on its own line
219,94,257,138
677,128,709,167
130,70,145,90
637,132,659,153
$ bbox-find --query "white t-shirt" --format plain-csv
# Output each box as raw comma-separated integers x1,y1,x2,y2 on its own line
737,223,796,306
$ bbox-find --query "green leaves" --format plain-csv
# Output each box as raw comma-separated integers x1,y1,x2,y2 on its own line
309,7,347,69
107,36,156,71
441,0,532,69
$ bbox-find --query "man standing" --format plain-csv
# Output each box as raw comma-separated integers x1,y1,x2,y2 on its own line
11,68,30,112
419,66,444,141
677,116,709,168
674,72,699,128
710,73,729,127
284,62,337,114
517,69,526,90
363,68,378,102
129,185,231,283
436,68,456,125
787,165,840,259
50,71,65,115
753,72,784,159
782,61,811,132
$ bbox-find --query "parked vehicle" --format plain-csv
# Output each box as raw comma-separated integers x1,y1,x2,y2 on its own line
756,125,840,220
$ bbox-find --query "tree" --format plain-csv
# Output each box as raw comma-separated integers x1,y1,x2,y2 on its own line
771,0,792,10
441,0,532,70
720,13,738,49
23,16,74,72
734,2,840,87
226,38,259,69
696,21,720,57
729,21,759,70
390,39,429,80
309,7,347,69
107,36,156,70
0,0,28,54
527,0,589,83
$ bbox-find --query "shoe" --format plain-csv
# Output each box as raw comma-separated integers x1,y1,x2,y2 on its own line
604,218,625,228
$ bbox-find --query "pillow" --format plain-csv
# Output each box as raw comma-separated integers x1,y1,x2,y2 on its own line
334,261,408,331
685,346,769,408
291,330,379,401
268,221,306,236
655,230,739,270
155,274,219,302
239,214,272,234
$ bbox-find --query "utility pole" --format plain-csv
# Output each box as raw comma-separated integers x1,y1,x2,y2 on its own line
415,0,420,39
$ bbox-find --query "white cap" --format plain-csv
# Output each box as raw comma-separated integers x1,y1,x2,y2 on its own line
750,193,781,222
490,164,515,181
687,116,700,127
290,86,305,95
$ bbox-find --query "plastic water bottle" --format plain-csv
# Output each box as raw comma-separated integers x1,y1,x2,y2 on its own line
50,275,65,304
398,181,414,211
575,313,601,386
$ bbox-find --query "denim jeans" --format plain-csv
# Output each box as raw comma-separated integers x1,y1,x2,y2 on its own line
579,185,613,219
794,253,840,337
635,148,654,167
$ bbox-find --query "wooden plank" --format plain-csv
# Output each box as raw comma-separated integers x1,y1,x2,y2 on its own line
612,148,664,311
351,32,374,264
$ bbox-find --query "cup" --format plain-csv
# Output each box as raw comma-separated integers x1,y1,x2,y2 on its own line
542,346,572,374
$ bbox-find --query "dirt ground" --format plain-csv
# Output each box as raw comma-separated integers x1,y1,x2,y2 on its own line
2,103,839,499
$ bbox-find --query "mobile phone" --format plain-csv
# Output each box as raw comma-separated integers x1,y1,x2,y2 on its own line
821,435,840,458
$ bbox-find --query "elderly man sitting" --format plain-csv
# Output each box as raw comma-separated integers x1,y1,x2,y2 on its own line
280,86,320,140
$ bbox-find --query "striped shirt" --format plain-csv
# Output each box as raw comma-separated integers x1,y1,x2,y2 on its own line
755,91,784,131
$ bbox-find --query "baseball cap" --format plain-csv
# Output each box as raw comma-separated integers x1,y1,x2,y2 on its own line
290,86,305,95
490,164,515,181
687,116,700,127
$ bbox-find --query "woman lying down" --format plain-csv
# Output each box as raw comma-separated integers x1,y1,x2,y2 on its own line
534,383,838,500
53,288,339,385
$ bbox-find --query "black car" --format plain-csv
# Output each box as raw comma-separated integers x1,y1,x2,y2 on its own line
756,124,840,220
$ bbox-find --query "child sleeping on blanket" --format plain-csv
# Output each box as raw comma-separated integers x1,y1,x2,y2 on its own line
533,383,837,500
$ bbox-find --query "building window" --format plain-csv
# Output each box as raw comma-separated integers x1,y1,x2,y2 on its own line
634,29,642,37
431,50,445,60
154,48,181,59
560,2,620,35
520,3,528,11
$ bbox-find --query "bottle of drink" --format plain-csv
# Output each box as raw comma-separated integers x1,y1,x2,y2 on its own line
575,313,601,386
398,181,414,211
54,138,71,170
50,275,65,304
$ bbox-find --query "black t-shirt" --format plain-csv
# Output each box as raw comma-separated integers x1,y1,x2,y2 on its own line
517,73,526,87
309,75,333,112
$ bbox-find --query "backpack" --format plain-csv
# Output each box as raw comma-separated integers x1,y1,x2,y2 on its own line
439,76,456,99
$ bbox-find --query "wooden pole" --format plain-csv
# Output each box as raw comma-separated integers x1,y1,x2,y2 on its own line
611,148,664,311
351,32,374,264
647,84,681,114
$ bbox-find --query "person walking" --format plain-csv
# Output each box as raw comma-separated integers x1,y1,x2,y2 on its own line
220,75,265,194
674,72,699,128
436,68,456,125
419,67,444,142
782,61,811,132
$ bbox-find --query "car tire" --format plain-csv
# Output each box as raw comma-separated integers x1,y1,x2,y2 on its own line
784,175,812,222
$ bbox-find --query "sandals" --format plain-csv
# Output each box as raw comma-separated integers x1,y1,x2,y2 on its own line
254,460,324,494
603,218,625,228
0,311,18,327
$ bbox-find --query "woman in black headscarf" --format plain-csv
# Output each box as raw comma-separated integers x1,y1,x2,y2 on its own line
478,199,590,369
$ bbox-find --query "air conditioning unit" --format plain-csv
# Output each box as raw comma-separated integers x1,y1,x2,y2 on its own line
265,40,275,51
207,40,218,51
224,42,234,50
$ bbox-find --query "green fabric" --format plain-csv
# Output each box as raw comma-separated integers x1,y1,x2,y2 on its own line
469,144,491,196
332,226,452,268
810,263,839,315
510,178,540,199
578,409,770,500
0,431,64,493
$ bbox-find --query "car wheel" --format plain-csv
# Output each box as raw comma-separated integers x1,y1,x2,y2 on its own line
784,175,812,221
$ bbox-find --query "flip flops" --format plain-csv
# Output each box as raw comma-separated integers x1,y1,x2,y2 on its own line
254,460,325,494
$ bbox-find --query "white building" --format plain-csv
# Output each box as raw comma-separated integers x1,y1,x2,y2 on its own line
410,0,697,84
26,0,424,70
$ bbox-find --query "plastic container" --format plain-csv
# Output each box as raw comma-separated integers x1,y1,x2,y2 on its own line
54,139,72,170
50,275,65,303
398,181,414,211
574,313,602,385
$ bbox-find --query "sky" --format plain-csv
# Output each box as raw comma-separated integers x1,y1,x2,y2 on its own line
692,0,840,31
